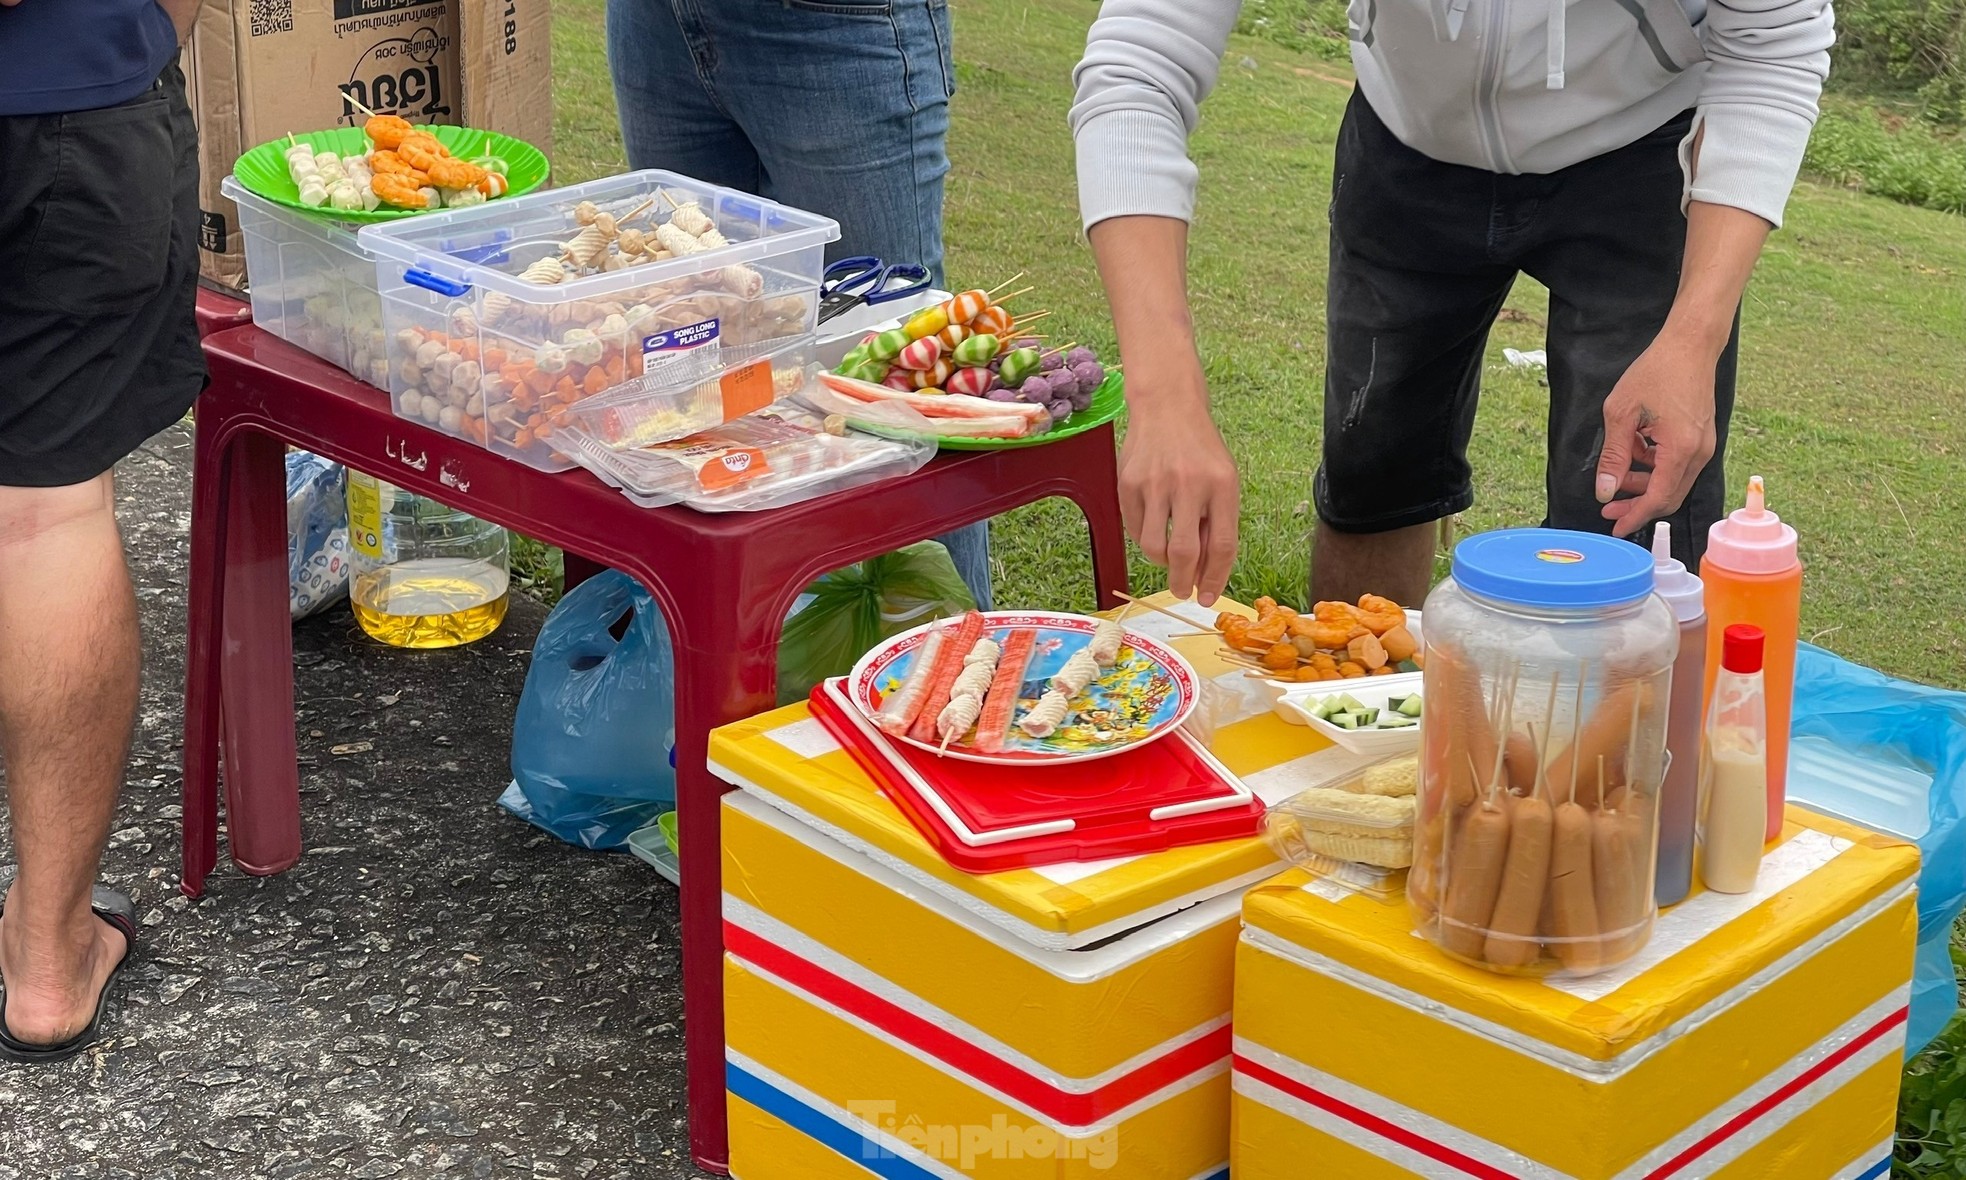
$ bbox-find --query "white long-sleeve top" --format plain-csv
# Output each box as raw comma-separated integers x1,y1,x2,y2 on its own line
1070,0,1833,228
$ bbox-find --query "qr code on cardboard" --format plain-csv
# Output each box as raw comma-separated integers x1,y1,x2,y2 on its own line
249,0,293,35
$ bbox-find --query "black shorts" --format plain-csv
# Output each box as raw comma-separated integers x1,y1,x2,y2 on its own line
0,59,206,489
1314,90,1737,568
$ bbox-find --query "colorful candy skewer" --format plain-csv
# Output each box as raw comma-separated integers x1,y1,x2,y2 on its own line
896,335,943,371
945,366,997,397
909,359,954,390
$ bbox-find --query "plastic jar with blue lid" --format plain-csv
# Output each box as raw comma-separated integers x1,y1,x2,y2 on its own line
1410,528,1677,978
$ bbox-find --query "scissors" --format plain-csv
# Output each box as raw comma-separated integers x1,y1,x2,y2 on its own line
818,255,933,324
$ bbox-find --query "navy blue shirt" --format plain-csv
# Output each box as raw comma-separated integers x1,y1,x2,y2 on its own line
0,0,180,116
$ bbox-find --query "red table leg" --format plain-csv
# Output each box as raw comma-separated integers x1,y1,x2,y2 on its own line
622,554,789,1177
1069,436,1132,610
181,418,232,897
218,430,304,877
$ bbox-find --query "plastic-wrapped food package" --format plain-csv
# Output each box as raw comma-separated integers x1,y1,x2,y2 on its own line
561,403,934,512
285,450,352,619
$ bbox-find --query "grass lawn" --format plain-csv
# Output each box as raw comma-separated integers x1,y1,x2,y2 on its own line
551,3,1966,1167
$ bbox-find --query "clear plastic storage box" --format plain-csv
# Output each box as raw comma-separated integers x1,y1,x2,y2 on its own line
359,171,840,471
222,176,389,386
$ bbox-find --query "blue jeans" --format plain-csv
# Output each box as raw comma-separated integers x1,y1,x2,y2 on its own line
608,0,992,608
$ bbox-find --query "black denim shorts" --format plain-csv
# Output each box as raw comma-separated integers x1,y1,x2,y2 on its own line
1313,90,1737,568
0,59,206,488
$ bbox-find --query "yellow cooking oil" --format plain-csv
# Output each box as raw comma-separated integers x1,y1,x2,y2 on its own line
351,560,510,648
346,472,510,649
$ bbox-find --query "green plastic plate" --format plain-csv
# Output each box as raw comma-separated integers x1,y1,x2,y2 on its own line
850,370,1125,451
232,125,549,224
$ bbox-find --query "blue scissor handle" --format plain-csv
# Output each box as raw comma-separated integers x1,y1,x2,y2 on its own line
821,255,885,299
863,262,931,304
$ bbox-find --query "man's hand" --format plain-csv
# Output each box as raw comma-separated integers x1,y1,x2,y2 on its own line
1596,197,1771,536
1595,332,1718,537
1120,404,1240,606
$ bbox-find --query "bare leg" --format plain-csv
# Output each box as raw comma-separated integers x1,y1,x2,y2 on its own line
0,475,135,1045
1309,519,1438,607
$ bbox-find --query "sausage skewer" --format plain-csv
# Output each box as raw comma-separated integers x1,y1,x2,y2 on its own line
1480,669,1553,968
1544,683,1603,971
1440,751,1511,961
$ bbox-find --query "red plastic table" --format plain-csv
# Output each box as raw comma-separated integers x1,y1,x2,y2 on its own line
183,325,1130,1173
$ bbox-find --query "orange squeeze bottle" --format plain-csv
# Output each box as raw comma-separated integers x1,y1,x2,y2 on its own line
1700,476,1802,843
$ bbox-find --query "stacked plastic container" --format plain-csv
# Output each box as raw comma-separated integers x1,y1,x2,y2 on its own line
359,171,839,472
223,176,389,386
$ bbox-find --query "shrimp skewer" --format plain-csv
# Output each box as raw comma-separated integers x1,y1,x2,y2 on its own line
363,114,415,149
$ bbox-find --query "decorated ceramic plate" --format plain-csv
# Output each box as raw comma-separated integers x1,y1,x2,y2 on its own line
848,611,1198,765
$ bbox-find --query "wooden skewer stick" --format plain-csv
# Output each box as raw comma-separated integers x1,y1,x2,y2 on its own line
618,196,657,225
1005,310,1053,330
1113,590,1222,633
993,285,1036,304
344,93,381,120
985,271,1026,296
1039,342,1080,360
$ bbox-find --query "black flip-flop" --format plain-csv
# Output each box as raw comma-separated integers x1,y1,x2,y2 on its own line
0,884,137,1064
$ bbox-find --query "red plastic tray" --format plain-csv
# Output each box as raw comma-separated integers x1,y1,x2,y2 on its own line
810,679,1265,874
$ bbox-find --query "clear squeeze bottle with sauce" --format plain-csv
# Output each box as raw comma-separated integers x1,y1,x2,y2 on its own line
1701,475,1801,843
1700,625,1769,894
1650,522,1706,907
346,472,510,649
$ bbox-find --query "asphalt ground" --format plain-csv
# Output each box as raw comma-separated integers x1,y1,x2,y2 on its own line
0,423,698,1179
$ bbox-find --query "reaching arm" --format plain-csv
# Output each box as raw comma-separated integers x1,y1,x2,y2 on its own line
1088,216,1240,603
1595,0,1832,535
1596,199,1768,534
1071,1,1244,602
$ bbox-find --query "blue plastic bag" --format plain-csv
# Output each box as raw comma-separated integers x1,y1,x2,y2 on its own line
1790,642,1966,1057
502,570,678,850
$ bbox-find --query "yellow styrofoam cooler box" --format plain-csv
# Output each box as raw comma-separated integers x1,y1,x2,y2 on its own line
708,596,1386,1179
1231,809,1917,1180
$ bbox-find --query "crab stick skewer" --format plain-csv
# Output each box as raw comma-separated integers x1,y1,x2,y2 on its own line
974,630,1037,754
909,611,985,744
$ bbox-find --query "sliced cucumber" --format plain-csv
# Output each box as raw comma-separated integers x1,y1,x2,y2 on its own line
1314,698,1343,721
1398,694,1424,718
1376,714,1418,729
1330,712,1360,730
1396,659,1421,674
1353,707,1380,726
1334,693,1366,713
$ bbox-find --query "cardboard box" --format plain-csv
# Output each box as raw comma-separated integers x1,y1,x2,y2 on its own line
188,0,553,293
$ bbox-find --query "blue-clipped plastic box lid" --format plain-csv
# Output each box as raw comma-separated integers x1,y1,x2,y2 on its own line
1452,527,1655,610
